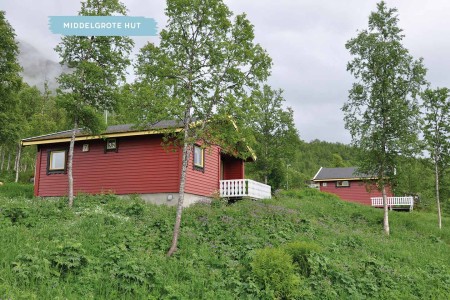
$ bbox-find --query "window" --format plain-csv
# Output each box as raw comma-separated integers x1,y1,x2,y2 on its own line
105,138,118,153
322,182,327,187
47,150,66,174
193,145,204,170
336,180,350,187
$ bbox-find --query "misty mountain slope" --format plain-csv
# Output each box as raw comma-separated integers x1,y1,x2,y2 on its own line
18,40,64,91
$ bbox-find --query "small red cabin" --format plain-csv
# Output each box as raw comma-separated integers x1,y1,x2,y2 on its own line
22,122,271,206
312,167,393,206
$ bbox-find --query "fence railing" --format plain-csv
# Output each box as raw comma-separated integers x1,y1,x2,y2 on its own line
371,196,414,211
220,179,271,199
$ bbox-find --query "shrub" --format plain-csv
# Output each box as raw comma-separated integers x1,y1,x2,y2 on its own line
251,247,301,299
11,253,54,284
111,258,154,294
50,242,89,276
283,241,321,277
125,201,145,218
1,205,30,224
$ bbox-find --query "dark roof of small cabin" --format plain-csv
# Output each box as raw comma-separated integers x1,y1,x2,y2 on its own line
22,120,182,143
312,167,374,181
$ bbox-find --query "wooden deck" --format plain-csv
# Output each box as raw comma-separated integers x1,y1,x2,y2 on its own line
371,196,414,211
219,179,271,199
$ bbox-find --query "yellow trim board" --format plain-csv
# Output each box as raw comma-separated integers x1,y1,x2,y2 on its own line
21,128,182,146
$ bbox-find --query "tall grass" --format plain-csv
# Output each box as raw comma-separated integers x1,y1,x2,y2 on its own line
0,183,34,198
0,190,449,299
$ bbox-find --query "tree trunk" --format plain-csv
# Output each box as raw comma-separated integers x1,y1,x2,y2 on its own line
0,147,4,171
382,184,390,235
434,156,442,229
7,152,11,171
15,142,22,183
167,127,192,257
68,120,78,208
14,146,18,171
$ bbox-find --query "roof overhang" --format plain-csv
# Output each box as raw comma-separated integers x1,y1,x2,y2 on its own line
22,117,257,162
312,177,377,182
21,128,182,146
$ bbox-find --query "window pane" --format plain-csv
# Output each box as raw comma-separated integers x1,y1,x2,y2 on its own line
50,151,65,170
106,139,117,150
194,146,203,167
336,180,350,187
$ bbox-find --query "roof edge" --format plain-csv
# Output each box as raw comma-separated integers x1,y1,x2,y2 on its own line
312,166,323,180
313,177,377,182
21,129,77,142
21,128,182,146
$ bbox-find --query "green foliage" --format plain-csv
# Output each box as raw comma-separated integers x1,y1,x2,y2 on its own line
247,139,359,190
0,11,22,143
132,0,273,256
251,247,302,299
50,242,89,276
343,1,427,234
0,191,449,298
55,0,134,128
421,87,450,227
0,183,33,198
283,241,321,277
131,0,272,155
246,85,301,189
422,87,450,172
12,252,54,284
1,204,30,225
54,0,134,206
343,1,427,182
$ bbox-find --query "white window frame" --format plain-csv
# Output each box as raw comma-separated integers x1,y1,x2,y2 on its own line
48,150,66,173
106,138,117,150
193,145,204,168
336,180,350,187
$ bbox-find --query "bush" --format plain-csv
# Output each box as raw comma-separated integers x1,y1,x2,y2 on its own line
251,247,301,299
50,242,89,277
283,241,321,277
12,253,54,284
1,205,30,224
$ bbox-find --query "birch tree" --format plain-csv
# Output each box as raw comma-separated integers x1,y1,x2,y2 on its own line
55,0,133,207
133,0,272,256
0,10,22,172
248,85,299,189
343,1,426,235
422,87,450,229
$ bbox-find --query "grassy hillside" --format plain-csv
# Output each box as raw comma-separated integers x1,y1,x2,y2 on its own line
0,186,449,299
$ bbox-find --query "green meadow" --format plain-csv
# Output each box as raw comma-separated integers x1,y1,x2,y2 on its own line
0,185,449,299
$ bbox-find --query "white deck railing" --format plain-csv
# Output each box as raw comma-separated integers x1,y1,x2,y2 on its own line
220,179,271,199
371,196,414,211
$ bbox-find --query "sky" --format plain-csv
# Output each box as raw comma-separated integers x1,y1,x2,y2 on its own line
1,0,450,143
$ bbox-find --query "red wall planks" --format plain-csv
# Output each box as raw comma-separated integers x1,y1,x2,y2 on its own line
185,146,221,197
319,180,393,206
37,135,180,196
36,135,247,198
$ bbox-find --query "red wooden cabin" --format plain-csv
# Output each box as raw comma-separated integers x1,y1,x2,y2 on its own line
22,121,271,206
312,167,393,206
